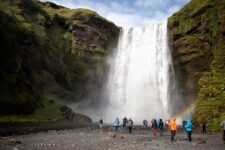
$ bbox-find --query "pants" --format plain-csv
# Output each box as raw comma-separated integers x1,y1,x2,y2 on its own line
129,126,132,133
171,130,176,141
115,126,119,133
187,131,192,141
152,129,157,136
203,127,206,133
159,128,163,136
223,130,225,141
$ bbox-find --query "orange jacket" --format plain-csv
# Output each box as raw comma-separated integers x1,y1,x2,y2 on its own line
169,118,177,131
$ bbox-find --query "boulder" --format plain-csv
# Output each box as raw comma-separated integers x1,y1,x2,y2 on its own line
108,132,116,139
8,139,22,145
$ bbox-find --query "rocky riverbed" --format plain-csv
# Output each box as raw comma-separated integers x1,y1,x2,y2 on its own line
0,126,224,150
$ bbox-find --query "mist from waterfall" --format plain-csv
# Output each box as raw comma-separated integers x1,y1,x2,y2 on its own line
102,21,174,123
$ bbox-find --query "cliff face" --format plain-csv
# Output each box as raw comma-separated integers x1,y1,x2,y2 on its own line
0,0,119,122
168,0,225,131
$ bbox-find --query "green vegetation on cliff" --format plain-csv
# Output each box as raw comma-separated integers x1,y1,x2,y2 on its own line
168,0,225,131
0,0,119,122
0,96,63,122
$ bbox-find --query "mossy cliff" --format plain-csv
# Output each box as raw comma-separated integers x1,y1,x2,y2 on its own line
0,0,119,122
168,0,225,131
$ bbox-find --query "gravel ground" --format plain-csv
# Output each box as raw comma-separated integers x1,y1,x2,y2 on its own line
0,126,224,150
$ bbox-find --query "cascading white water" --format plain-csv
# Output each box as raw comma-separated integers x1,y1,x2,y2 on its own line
103,21,173,123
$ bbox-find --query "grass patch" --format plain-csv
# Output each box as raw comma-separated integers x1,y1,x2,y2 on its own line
0,96,63,123
207,112,225,132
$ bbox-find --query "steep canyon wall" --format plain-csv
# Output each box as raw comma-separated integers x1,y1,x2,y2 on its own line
168,0,225,130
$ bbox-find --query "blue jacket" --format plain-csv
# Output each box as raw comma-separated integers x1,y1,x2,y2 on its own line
114,118,120,126
185,119,193,132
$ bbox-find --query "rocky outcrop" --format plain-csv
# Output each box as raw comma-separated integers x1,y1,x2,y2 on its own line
0,0,119,122
168,0,225,130
60,105,92,123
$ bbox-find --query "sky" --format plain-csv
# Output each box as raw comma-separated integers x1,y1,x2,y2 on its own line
41,0,190,27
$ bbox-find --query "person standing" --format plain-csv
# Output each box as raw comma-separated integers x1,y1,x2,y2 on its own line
99,119,103,129
128,118,133,134
122,117,128,128
159,119,164,136
221,119,225,143
185,119,193,142
143,119,148,128
152,119,158,137
202,123,206,134
169,118,177,142
165,120,170,130
182,120,187,133
114,118,120,133
157,119,160,127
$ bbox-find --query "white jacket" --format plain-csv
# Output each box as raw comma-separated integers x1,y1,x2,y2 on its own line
128,120,133,127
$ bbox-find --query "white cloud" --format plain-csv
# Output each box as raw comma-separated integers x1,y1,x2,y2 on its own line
168,5,180,15
106,12,149,28
134,0,170,8
40,0,190,27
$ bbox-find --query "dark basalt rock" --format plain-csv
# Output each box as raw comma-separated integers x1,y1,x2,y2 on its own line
168,0,225,130
0,0,119,122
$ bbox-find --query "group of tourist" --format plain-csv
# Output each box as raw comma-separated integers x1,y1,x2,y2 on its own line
149,117,182,142
149,119,164,137
99,118,225,143
114,117,134,134
99,117,134,134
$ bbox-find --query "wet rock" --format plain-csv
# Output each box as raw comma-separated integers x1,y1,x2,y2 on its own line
146,137,152,141
108,132,116,139
198,140,206,144
119,135,125,139
8,139,22,145
13,147,19,150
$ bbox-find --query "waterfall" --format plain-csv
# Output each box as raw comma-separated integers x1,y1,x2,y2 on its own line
103,21,174,123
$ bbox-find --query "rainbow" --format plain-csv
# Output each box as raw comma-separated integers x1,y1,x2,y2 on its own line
173,100,196,120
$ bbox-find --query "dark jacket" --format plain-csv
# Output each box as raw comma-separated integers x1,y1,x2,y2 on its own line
152,120,158,129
